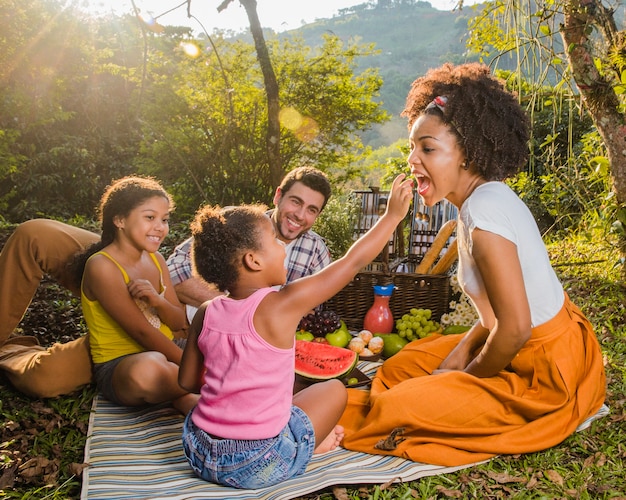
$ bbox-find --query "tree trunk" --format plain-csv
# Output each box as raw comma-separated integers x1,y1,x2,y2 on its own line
237,0,284,188
560,0,626,275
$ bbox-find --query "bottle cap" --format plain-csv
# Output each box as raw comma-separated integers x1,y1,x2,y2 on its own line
373,285,395,296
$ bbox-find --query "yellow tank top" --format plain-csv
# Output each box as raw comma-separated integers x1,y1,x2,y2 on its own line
82,251,174,364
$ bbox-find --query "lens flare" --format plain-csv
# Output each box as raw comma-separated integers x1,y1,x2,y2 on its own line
180,42,201,58
279,107,319,143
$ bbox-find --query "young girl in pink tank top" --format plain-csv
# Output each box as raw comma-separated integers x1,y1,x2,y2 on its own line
179,174,413,489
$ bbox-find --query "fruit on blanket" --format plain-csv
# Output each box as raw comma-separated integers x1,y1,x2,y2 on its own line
348,330,384,358
295,339,358,381
361,347,374,357
378,333,409,358
358,329,373,344
297,309,342,337
325,321,352,347
395,308,441,341
295,330,315,341
312,336,329,344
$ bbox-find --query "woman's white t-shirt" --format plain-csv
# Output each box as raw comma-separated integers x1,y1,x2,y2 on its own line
457,182,563,329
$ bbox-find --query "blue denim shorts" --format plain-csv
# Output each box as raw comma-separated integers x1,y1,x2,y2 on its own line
182,405,315,489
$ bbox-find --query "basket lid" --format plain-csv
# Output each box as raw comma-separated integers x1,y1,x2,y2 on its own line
373,285,396,296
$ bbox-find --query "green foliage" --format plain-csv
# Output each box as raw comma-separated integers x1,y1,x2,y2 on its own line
469,66,616,238
293,0,477,148
349,139,406,190
466,1,518,59
0,1,146,220
312,193,361,260
0,2,388,222
137,33,389,217
380,141,411,188
509,126,616,237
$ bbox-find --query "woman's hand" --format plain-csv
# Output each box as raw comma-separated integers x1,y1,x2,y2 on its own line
436,341,476,372
434,321,489,374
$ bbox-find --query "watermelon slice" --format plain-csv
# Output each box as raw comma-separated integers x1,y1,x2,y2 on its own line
295,339,358,381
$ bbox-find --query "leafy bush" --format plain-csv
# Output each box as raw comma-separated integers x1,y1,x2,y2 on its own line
313,193,360,260
510,129,615,238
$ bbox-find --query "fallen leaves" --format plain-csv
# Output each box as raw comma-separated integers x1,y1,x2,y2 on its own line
68,462,90,477
543,469,564,486
0,463,18,489
0,380,92,496
331,485,349,499
19,457,58,483
486,471,527,484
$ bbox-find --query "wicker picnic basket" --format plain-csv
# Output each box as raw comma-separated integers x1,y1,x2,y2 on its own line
323,189,456,331
324,270,451,332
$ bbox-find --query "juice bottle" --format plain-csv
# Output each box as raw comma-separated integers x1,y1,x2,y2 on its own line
363,285,395,334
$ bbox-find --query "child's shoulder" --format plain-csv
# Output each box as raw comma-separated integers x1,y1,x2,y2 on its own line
85,250,126,279
86,250,114,266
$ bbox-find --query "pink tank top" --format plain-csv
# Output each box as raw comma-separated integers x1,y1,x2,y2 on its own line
191,288,295,440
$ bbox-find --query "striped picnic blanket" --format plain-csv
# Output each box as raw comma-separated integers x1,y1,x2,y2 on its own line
81,361,609,500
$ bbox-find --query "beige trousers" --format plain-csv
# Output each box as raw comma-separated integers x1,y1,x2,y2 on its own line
0,219,98,397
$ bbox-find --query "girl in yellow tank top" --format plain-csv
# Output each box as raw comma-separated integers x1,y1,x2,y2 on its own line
69,176,198,415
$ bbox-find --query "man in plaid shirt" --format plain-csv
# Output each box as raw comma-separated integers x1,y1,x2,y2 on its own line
167,166,333,322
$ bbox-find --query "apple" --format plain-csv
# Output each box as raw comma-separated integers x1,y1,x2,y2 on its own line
295,330,314,341
325,324,352,348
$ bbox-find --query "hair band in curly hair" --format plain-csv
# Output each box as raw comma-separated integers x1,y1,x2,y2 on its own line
425,95,463,139
426,95,448,113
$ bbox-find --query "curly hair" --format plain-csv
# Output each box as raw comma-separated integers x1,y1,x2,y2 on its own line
191,204,269,292
68,175,173,288
402,62,530,181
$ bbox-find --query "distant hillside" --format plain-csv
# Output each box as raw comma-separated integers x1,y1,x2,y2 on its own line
278,1,480,147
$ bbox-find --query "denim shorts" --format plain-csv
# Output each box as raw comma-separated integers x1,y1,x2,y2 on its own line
92,355,127,404
182,405,315,489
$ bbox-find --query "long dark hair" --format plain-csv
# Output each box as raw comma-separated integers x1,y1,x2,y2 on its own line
68,176,173,289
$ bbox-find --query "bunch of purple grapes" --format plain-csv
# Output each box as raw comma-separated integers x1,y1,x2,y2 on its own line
297,309,342,337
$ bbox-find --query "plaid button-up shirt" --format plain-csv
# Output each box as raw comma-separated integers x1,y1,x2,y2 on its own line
166,221,331,286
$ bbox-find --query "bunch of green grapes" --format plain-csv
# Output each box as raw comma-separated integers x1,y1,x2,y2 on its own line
395,308,441,341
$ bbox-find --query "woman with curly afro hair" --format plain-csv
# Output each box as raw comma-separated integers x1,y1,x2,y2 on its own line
339,63,607,466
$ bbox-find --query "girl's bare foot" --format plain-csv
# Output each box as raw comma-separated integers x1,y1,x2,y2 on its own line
314,425,345,454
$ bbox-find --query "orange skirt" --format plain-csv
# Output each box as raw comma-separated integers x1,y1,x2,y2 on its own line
339,295,606,466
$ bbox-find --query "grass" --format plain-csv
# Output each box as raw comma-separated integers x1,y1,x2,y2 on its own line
1,228,625,499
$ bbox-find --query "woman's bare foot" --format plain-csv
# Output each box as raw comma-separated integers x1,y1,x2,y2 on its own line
314,425,345,454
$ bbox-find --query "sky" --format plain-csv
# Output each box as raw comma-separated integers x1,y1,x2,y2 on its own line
82,0,471,33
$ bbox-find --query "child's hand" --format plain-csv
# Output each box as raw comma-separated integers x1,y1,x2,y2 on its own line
128,279,160,306
385,174,413,221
